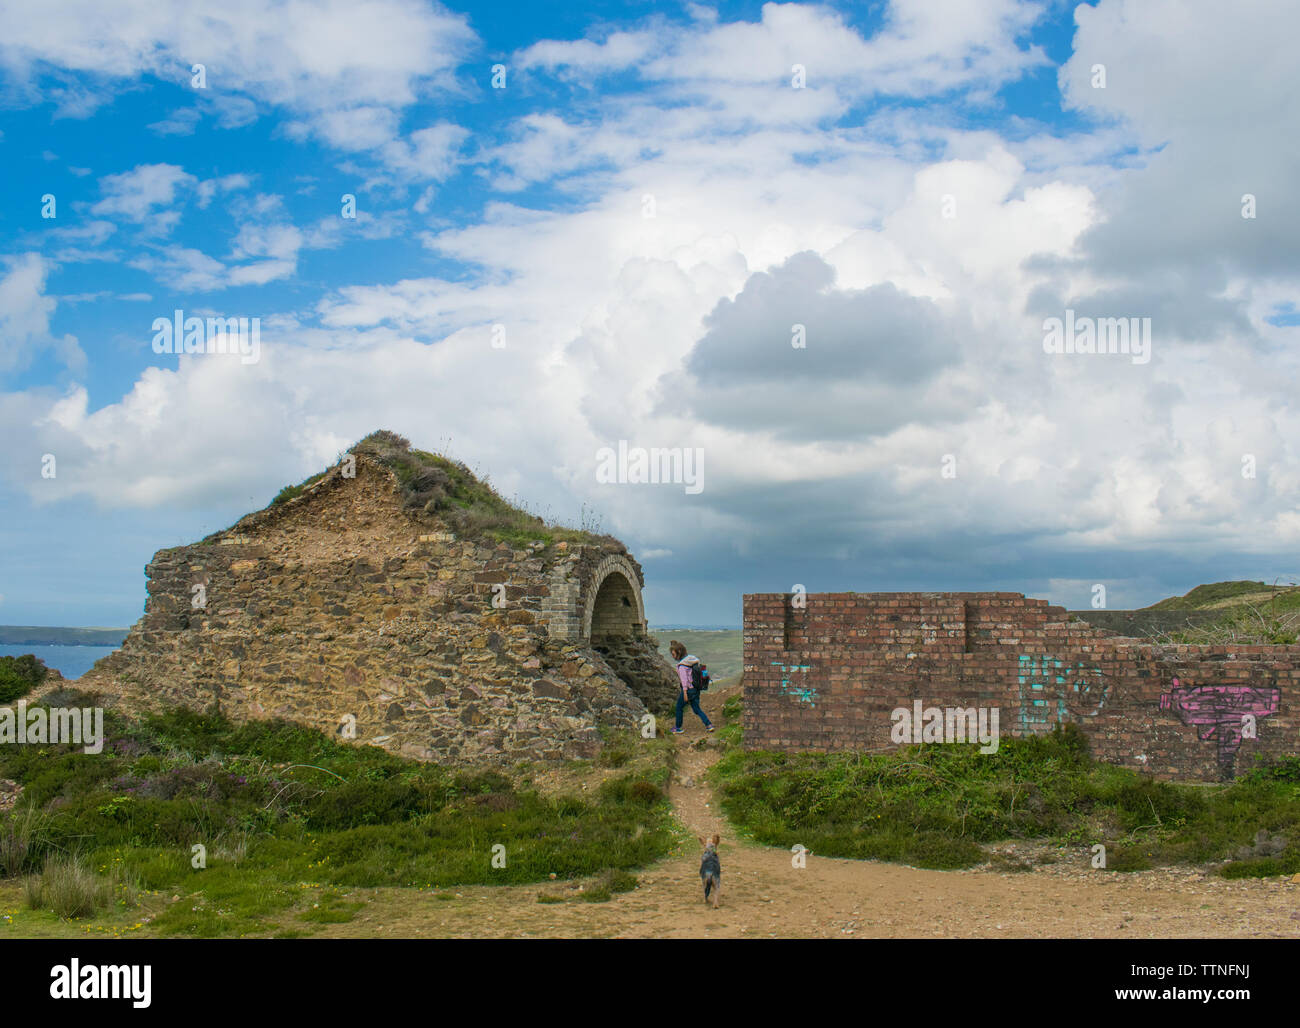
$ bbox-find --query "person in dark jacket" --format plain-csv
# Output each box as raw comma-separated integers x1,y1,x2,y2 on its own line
669,639,713,734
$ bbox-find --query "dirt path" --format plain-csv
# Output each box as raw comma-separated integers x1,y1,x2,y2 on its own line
321,680,1300,938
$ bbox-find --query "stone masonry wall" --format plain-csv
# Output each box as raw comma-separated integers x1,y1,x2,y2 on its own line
743,592,1300,781
85,456,676,765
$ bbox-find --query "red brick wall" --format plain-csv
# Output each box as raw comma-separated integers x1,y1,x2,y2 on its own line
742,592,1300,781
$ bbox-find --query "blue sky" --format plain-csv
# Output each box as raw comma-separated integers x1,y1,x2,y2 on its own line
1,0,1297,629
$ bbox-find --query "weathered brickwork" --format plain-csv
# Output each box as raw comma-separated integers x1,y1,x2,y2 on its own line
84,456,678,765
743,592,1300,781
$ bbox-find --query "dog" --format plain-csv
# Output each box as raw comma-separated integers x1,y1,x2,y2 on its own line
699,834,722,907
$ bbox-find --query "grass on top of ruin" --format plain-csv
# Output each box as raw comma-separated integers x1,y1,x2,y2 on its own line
710,694,1300,877
265,429,621,550
0,689,676,938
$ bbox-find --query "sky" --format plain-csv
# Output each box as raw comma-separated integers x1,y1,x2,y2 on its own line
0,0,1297,630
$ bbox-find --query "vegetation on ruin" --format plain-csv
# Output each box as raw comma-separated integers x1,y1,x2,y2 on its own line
711,693,1300,877
1144,580,1300,644
264,429,621,550
269,470,327,507
0,688,673,936
1154,603,1300,646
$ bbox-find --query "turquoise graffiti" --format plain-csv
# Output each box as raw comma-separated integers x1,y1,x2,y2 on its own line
772,662,816,706
1016,655,1110,733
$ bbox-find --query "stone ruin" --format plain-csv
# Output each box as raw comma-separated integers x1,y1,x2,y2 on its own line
83,435,679,764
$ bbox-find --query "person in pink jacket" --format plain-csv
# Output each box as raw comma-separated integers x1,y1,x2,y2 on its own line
669,639,714,734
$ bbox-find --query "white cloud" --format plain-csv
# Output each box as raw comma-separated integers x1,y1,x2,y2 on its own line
518,29,660,76
128,247,227,292
516,1,1047,128
196,174,252,209
0,254,85,374
378,122,469,181
147,106,202,136
91,164,197,234
0,0,478,141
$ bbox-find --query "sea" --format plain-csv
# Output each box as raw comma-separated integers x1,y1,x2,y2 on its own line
0,644,120,680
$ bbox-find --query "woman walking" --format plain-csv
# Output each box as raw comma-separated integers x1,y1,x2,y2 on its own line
669,639,714,734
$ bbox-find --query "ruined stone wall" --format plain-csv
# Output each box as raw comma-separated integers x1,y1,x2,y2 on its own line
743,592,1300,781
85,456,677,765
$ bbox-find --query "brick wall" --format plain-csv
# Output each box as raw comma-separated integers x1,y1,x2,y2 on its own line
743,592,1300,781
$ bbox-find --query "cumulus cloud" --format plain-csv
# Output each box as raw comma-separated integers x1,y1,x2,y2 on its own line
1061,0,1300,285
662,252,965,441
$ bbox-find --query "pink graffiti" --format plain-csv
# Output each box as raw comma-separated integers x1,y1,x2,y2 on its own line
1159,677,1280,779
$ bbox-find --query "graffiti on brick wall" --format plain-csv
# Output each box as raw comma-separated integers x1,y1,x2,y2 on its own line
1160,678,1280,780
1016,655,1110,733
772,662,816,705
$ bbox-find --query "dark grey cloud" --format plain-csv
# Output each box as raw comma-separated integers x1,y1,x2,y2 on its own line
661,252,967,441
1025,277,1256,347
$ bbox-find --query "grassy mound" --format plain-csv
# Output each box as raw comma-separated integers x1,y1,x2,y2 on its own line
268,429,619,549
711,695,1300,875
1147,581,1275,610
0,690,674,936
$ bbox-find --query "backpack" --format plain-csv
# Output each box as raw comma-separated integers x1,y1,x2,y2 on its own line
683,661,710,692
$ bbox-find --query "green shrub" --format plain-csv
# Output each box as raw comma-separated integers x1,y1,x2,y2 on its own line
596,741,632,768
1242,756,1300,784
0,654,49,703
598,775,664,806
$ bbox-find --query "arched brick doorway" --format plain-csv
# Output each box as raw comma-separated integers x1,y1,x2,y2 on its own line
580,555,676,715
582,556,646,643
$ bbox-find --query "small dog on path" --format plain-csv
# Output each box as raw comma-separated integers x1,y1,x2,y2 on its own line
699,834,722,907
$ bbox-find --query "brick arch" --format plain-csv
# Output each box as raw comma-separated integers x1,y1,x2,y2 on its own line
582,555,646,642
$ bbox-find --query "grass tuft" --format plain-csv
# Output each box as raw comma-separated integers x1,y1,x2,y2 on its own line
25,854,138,920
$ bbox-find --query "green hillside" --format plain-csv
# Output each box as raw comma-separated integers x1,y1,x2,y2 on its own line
652,629,743,684
1146,580,1300,612
1144,581,1300,645
0,626,128,646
